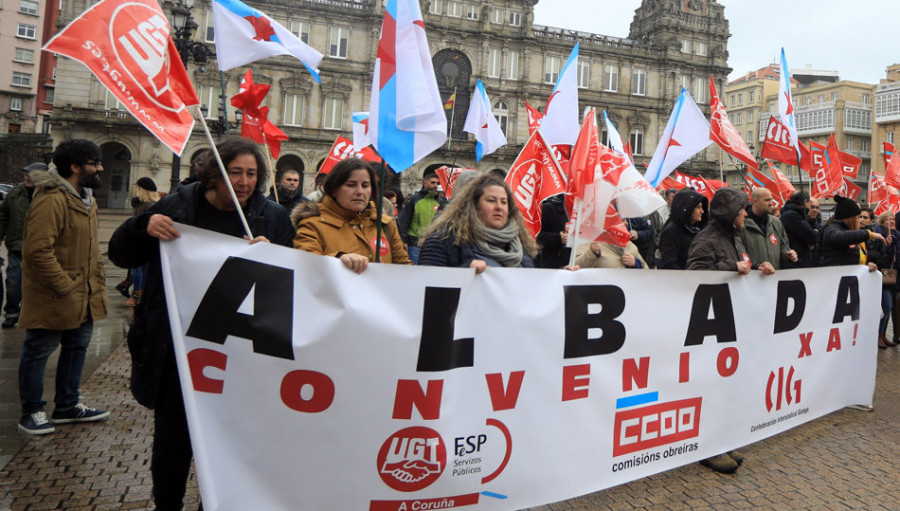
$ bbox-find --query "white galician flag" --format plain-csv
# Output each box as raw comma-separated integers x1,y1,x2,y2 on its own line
603,110,627,157
539,43,580,146
778,48,800,152
643,88,713,189
352,112,371,149
463,80,507,161
212,0,322,80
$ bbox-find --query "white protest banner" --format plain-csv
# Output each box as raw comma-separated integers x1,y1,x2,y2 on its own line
161,226,879,510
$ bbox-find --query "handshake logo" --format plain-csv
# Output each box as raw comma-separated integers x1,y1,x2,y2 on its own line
377,427,447,492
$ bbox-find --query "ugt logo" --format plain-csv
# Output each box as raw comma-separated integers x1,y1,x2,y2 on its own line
377,427,446,492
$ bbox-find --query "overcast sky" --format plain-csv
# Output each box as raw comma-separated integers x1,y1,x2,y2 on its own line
533,0,898,85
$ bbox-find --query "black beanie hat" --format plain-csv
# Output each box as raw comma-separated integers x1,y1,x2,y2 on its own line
833,195,861,220
136,177,157,192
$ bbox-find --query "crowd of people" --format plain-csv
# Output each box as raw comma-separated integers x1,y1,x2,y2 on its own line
8,136,897,508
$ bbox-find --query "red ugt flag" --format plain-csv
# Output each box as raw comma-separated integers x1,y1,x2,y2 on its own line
45,0,199,155
506,130,566,237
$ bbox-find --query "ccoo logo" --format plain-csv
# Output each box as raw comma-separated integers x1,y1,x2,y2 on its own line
377,427,446,492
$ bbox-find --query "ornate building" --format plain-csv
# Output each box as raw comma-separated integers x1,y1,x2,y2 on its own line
874,64,900,175
50,0,731,208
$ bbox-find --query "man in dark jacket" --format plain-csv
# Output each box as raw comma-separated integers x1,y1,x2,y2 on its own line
268,168,307,212
0,162,39,328
109,138,294,511
536,194,571,268
820,196,884,268
397,170,447,262
658,188,708,270
625,216,654,266
780,191,820,267
686,187,773,474
740,188,798,270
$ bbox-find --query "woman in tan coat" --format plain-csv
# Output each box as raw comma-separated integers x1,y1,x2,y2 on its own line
293,158,411,272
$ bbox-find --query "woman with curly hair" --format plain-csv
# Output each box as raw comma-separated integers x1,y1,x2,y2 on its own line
418,174,537,272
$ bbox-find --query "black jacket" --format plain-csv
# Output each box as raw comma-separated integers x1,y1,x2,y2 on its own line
536,194,571,268
780,201,819,267
418,228,535,268
268,186,307,213
658,189,708,270
820,220,872,267
108,183,294,408
686,188,748,271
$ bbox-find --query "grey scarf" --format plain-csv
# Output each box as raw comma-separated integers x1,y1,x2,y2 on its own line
474,221,524,267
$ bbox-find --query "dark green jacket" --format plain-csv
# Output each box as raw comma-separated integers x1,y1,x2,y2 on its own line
0,182,32,253
741,212,791,270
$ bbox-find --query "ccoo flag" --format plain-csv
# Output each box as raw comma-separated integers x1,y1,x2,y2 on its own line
539,44,580,146
212,0,322,81
643,88,713,188
368,0,447,172
463,80,507,161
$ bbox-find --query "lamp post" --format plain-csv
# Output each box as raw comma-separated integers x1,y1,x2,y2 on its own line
167,0,214,192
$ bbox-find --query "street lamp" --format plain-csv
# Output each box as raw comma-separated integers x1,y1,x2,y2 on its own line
167,0,215,192
203,105,242,137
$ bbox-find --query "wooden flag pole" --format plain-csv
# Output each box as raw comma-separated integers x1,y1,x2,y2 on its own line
446,86,458,150
196,108,253,239
261,131,280,204
567,197,583,267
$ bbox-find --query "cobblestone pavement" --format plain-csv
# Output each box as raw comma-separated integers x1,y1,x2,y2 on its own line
1,211,899,509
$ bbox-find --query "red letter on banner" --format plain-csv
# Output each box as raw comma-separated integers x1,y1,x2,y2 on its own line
392,380,443,420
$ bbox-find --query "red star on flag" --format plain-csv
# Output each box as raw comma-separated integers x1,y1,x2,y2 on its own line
244,15,276,42
783,91,794,115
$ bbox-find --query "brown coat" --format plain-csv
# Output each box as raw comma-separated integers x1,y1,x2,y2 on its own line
19,169,108,330
574,241,649,269
292,195,411,264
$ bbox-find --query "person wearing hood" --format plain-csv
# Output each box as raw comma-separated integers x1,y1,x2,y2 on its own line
658,188,708,270
17,140,110,436
686,187,773,474
740,188,798,270
396,170,448,263
0,162,41,328
780,191,820,267
293,158,411,273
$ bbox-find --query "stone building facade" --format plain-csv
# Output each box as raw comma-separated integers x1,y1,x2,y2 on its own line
49,0,731,208
874,64,900,175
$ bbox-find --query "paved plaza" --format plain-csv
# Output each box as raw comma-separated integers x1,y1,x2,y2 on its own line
1,211,900,510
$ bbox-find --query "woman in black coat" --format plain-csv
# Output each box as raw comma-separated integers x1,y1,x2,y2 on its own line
109,137,294,511
658,188,708,269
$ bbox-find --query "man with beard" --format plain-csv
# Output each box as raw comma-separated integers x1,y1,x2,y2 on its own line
268,168,307,212
17,139,110,435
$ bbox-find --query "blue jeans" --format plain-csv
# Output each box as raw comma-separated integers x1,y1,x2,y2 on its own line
408,245,420,264
5,251,21,318
19,322,94,414
132,264,148,292
880,289,894,335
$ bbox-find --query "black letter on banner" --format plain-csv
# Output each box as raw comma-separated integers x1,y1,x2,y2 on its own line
833,276,860,323
186,257,294,360
684,284,736,346
774,280,806,334
563,285,626,359
416,287,474,372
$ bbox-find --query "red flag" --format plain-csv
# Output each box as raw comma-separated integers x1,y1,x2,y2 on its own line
525,101,543,137
673,171,716,200
869,172,889,204
709,77,758,170
875,191,900,216
745,165,779,199
231,69,269,116
839,178,862,201
44,0,199,155
767,161,796,206
761,116,809,168
884,142,896,170
656,175,687,192
810,135,843,199
230,70,289,158
319,135,381,174
505,130,566,236
434,166,476,199
839,150,861,180
886,147,900,189
552,144,571,177
622,142,635,167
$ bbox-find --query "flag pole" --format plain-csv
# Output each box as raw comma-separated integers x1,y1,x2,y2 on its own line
196,108,253,239
567,198,583,267
375,158,386,263
446,86,457,150
261,131,280,204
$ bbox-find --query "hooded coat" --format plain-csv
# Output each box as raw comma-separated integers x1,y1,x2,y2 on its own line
19,169,108,330
292,195,411,264
741,207,792,270
686,188,749,271
658,189,708,270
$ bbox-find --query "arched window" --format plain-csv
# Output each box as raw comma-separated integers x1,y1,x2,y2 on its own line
493,100,509,137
